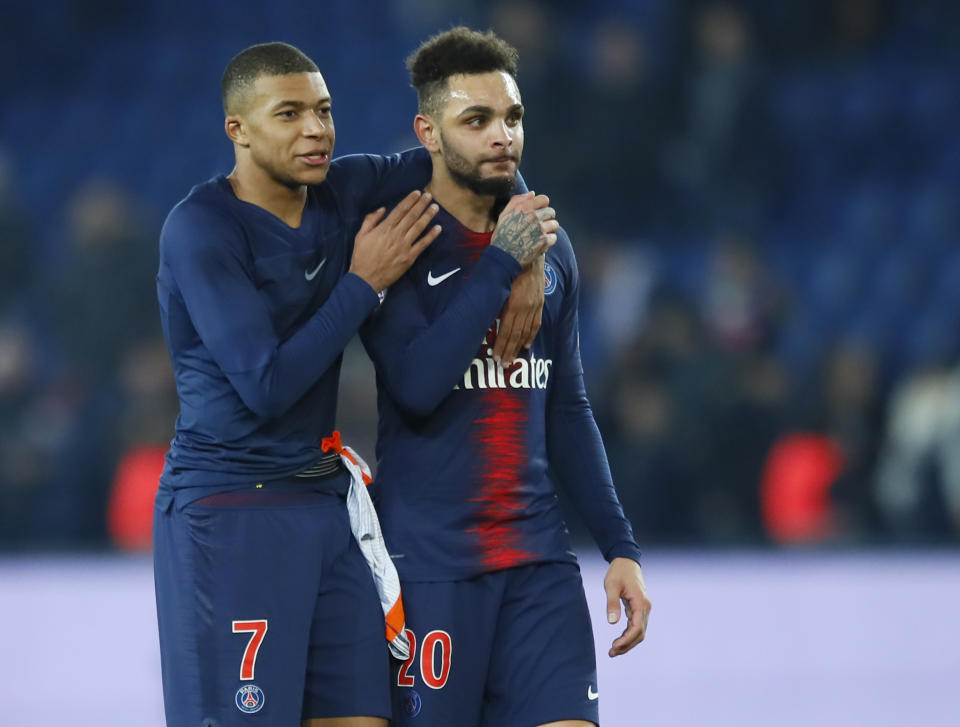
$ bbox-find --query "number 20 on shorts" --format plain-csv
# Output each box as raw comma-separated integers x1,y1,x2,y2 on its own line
396,629,452,689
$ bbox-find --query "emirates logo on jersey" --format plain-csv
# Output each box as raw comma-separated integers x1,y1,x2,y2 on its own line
453,321,552,391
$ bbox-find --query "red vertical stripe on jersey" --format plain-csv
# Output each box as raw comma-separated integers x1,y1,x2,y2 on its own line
460,225,534,569
468,385,535,570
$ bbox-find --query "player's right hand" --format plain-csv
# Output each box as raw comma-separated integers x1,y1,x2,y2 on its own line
491,191,558,267
350,190,441,293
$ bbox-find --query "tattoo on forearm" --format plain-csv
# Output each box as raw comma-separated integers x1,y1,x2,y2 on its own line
492,209,542,265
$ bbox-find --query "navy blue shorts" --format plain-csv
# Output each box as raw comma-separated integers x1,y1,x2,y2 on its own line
153,478,391,726
391,562,599,727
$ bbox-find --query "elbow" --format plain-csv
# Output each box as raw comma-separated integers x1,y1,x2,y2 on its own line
386,374,445,418
393,390,441,419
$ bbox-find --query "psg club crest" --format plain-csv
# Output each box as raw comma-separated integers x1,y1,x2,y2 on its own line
543,262,558,295
399,688,422,717
235,684,265,714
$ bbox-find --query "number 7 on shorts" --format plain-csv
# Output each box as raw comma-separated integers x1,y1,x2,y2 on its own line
232,619,269,680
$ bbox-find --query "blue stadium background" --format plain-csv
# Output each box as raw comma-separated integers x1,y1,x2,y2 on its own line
2,0,960,549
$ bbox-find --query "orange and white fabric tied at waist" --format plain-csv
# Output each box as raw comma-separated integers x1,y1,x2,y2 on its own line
321,431,409,660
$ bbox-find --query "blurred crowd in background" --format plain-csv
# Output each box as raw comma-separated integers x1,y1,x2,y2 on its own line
1,0,959,550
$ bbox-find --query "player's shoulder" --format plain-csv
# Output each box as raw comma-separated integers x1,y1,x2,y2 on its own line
541,225,579,300
554,226,575,256
163,177,236,230
160,177,243,257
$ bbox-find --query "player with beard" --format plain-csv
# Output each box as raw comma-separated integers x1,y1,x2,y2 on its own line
153,41,553,727
360,28,652,727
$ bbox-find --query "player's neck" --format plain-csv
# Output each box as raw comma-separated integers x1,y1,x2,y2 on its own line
426,170,495,234
227,161,308,229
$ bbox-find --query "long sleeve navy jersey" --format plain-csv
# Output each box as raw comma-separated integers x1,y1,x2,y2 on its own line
360,207,642,581
156,150,430,495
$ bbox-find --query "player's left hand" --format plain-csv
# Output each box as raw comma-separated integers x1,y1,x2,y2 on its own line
603,558,651,657
494,254,545,366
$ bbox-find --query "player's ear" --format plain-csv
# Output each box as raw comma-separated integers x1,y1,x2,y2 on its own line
414,114,440,153
225,115,250,148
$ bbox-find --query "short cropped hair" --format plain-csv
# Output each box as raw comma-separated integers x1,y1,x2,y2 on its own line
221,42,319,114
406,27,519,117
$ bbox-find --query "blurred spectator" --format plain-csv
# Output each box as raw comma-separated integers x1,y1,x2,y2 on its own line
489,1,582,225
7,182,163,546
612,295,755,542
106,337,178,550
760,432,844,544
825,0,890,58
489,0,557,82
700,231,788,354
44,180,159,385
875,359,960,541
606,373,696,543
602,291,791,543
662,2,780,228
0,322,51,541
790,340,884,539
819,341,884,533
708,352,791,541
25,336,176,547
391,0,483,34
564,17,668,233
114,337,178,449
0,151,35,312
577,240,657,380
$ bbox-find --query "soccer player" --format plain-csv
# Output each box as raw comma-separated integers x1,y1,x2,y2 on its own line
360,28,652,727
153,41,553,727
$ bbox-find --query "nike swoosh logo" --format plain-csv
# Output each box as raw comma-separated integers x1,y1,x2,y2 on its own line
587,686,599,701
305,258,327,281
427,267,461,286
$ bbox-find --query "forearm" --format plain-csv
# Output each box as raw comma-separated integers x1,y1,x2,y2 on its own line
229,273,379,417
380,249,519,416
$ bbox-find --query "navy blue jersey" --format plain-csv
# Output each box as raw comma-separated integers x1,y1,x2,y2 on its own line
361,208,641,581
157,150,430,493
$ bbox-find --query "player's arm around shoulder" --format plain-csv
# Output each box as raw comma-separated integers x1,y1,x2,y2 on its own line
328,147,432,210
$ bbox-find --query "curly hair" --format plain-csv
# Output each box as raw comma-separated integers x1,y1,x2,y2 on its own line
406,27,519,117
221,42,319,115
